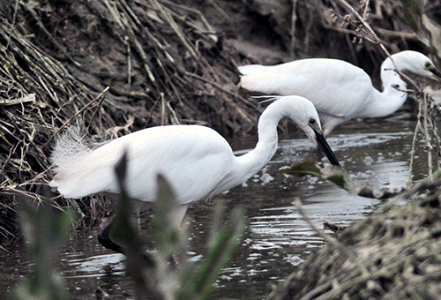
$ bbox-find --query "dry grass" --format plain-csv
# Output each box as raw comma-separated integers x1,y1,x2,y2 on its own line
267,1,441,298
0,0,258,246
267,171,441,300
1,0,440,249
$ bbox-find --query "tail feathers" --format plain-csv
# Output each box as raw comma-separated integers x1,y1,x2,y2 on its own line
238,64,265,75
238,64,282,94
49,126,113,198
50,126,92,175
50,125,90,160
49,168,113,199
49,177,87,199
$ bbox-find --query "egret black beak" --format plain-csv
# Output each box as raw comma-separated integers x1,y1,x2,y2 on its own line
431,68,441,78
311,126,340,166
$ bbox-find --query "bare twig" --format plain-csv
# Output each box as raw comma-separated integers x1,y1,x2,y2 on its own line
290,0,298,57
45,87,110,147
294,198,370,278
333,0,440,185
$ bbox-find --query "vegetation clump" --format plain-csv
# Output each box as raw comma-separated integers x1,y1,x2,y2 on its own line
267,171,441,300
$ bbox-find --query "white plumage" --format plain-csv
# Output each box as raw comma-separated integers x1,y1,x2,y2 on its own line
239,50,441,136
50,95,339,208
50,125,235,203
49,95,340,253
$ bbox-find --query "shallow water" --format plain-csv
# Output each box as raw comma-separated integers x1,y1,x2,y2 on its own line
0,114,426,300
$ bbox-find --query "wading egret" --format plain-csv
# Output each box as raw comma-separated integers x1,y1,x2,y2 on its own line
49,95,340,254
239,50,441,136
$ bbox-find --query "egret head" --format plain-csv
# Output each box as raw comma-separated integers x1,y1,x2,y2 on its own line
286,96,340,166
423,60,441,78
308,116,340,166
392,51,441,79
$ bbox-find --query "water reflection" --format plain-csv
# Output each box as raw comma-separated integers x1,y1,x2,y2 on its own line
0,117,420,300
64,253,125,278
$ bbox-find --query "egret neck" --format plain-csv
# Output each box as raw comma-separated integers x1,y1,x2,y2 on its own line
235,99,305,183
236,105,279,178
359,56,409,118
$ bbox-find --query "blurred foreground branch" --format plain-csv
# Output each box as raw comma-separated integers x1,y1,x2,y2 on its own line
269,166,441,300
15,195,73,300
111,152,245,300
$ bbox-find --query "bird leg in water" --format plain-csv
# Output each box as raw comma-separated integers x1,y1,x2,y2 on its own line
97,204,189,255
97,218,125,254
98,217,157,268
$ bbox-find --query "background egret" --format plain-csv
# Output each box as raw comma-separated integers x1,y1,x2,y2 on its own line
239,50,441,136
49,95,340,253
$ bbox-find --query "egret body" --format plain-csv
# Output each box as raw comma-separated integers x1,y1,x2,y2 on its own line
49,95,340,253
239,51,441,136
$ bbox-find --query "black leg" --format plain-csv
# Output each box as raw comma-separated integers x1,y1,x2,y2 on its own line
97,218,157,268
97,219,125,254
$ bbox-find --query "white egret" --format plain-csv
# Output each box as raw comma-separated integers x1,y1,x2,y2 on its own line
49,95,340,253
239,50,441,136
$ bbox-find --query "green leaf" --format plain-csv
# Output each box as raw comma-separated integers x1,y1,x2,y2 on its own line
15,194,73,300
177,205,244,300
281,160,388,199
151,174,187,258
110,150,160,299
280,160,322,177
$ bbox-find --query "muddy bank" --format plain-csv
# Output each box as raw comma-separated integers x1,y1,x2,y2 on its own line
267,172,441,300
1,0,258,245
1,1,441,299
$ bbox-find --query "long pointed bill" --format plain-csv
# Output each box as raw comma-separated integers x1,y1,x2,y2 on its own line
431,68,441,78
312,127,340,166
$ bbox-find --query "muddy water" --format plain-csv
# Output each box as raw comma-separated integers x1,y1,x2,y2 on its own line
0,114,424,300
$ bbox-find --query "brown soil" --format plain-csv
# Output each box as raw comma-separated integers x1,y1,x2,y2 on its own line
0,0,438,247
267,172,441,300
2,1,441,299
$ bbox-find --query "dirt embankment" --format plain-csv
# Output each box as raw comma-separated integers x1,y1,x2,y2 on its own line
3,1,441,299
0,0,438,246
267,172,441,300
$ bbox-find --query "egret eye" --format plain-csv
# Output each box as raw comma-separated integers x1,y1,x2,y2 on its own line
425,62,432,69
309,118,317,126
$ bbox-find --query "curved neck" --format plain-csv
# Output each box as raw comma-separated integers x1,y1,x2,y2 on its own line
360,88,408,118
380,53,410,85
361,55,408,118
235,100,292,181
